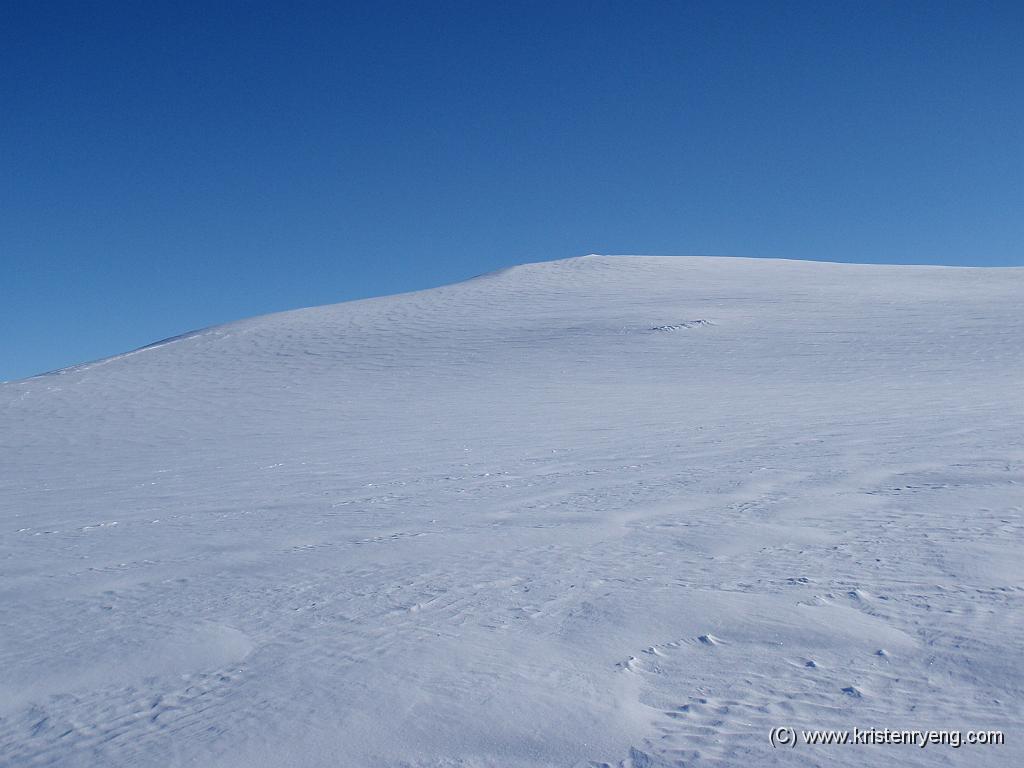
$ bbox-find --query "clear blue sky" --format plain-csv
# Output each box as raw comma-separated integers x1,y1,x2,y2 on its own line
2,1,1022,381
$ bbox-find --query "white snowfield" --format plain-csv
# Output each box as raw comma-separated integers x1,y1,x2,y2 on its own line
2,255,1022,768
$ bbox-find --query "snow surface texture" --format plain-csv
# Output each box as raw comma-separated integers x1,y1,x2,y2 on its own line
2,255,1022,767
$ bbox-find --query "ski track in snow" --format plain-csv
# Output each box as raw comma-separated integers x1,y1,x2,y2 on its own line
1,255,1022,767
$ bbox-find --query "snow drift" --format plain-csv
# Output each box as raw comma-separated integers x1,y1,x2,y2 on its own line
2,255,1022,767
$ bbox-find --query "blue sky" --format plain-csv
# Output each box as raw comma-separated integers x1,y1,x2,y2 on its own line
2,1,1022,381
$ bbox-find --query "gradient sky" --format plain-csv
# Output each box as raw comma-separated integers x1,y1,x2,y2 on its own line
2,1,1022,381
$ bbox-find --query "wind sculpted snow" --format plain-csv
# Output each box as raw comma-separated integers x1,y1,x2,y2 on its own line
1,256,1022,767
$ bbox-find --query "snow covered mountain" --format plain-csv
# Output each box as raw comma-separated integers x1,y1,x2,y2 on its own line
2,255,1022,767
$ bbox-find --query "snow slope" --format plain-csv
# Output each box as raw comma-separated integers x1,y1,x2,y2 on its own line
1,255,1022,767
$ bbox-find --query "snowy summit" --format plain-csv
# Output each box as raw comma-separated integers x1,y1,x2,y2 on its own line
2,255,1022,767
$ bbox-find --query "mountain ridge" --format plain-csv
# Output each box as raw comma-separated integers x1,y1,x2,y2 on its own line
9,254,1023,384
